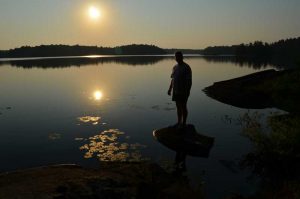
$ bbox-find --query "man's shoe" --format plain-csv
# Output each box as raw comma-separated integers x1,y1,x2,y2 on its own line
169,123,180,128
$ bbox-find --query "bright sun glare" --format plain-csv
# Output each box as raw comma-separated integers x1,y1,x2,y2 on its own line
89,6,101,19
94,91,103,100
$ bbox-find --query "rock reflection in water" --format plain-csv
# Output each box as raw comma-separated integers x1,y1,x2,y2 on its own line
153,125,214,174
78,116,101,125
79,129,147,162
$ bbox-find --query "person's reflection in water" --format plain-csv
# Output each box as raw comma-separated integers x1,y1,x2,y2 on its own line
168,51,192,129
173,151,187,175
153,126,215,178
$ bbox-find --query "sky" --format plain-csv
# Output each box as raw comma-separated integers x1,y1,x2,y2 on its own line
0,0,300,50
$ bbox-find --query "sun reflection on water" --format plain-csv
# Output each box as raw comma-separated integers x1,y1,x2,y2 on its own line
78,116,101,125
79,129,147,162
94,90,103,101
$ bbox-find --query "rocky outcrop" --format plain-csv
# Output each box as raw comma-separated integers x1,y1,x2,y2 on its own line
203,69,300,113
0,163,202,199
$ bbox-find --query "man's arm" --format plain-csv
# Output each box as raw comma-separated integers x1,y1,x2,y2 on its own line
187,78,192,93
168,66,175,96
168,79,173,96
186,67,192,93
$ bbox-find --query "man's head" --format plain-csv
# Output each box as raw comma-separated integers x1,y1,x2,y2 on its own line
175,51,183,64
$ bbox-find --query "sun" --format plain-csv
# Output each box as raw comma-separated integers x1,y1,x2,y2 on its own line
89,6,101,19
94,91,103,100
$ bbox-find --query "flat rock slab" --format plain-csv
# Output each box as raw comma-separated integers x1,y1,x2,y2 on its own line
153,124,214,157
0,163,202,199
203,69,300,113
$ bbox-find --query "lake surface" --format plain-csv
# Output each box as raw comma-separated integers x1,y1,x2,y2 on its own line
0,56,279,198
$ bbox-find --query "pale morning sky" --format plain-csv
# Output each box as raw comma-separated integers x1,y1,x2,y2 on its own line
0,0,299,50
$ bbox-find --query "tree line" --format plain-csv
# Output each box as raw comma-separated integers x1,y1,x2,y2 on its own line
0,44,167,58
202,37,300,60
0,37,299,59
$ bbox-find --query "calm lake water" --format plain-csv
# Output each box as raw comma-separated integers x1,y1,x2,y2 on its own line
0,56,279,198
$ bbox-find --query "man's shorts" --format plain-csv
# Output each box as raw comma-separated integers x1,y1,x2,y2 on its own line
172,93,189,103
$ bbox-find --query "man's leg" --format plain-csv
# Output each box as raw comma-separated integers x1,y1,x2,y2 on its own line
175,101,183,125
182,100,188,126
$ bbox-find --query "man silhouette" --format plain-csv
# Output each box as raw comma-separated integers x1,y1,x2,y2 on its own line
168,51,192,129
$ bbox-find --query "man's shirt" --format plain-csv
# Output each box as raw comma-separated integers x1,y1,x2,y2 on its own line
171,62,192,95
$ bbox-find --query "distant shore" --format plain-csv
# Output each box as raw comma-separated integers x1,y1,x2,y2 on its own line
1,37,299,59
0,44,167,59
